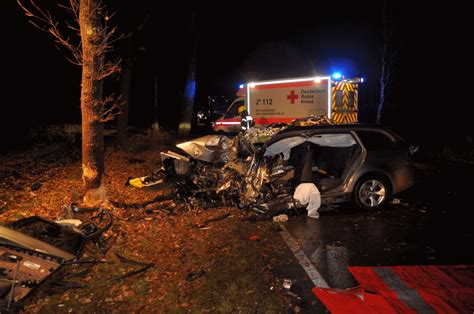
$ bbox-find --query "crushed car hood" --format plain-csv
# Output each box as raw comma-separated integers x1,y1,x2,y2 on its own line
176,135,237,163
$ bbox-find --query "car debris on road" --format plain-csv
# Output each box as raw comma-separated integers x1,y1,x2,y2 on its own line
0,204,154,311
282,278,293,290
0,208,109,310
272,214,289,222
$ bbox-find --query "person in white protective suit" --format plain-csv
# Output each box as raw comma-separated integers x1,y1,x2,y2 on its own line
290,142,322,218
293,182,321,219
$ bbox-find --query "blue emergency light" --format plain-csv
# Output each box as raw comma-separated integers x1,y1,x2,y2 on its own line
332,72,342,80
239,84,244,89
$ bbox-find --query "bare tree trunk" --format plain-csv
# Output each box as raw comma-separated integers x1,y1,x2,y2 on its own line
376,0,396,125
376,58,387,124
179,12,197,137
116,39,133,148
152,75,160,132
376,91,384,124
179,53,196,136
80,0,106,206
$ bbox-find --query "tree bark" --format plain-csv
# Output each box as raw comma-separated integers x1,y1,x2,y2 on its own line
116,39,133,148
80,0,106,206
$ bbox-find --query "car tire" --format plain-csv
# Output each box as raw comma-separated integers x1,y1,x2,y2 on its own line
354,174,391,210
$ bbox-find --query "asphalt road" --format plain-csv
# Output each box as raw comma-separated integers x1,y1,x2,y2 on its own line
274,160,474,312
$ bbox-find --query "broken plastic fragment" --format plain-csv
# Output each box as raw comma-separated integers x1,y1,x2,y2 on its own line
390,198,401,205
273,214,289,222
128,173,165,188
283,279,293,290
249,235,260,241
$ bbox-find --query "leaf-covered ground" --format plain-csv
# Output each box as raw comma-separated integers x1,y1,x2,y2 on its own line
0,133,298,313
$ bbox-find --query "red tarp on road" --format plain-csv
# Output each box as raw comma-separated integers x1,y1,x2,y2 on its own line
313,265,474,313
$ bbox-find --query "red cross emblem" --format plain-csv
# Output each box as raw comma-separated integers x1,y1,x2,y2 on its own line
287,90,299,104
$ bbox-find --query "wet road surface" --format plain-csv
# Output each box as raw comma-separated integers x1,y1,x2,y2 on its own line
274,161,474,312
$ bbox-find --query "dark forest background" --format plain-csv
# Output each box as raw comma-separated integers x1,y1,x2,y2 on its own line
4,2,470,153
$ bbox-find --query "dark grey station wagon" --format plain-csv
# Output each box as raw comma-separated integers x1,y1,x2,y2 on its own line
261,124,416,209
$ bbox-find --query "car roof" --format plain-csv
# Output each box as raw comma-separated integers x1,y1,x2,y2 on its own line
285,123,386,131
265,123,400,146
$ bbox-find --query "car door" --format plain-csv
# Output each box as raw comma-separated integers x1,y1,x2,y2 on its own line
307,131,363,200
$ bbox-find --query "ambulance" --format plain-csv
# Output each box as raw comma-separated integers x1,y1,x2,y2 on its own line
212,74,363,133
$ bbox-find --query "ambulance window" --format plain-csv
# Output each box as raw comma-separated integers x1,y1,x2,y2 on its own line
335,90,343,107
225,100,244,118
348,91,355,107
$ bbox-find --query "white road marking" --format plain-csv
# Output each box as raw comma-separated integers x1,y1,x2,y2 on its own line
279,223,329,288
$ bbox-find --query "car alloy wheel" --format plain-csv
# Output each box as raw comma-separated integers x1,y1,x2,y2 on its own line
358,179,386,208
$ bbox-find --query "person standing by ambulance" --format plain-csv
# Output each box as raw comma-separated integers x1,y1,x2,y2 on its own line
238,105,254,131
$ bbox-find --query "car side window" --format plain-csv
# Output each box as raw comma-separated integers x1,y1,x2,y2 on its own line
355,131,394,151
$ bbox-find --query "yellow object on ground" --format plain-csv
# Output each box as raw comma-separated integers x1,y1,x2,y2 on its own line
128,177,146,188
128,176,165,188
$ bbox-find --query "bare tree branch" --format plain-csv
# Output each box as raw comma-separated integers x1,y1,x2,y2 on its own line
97,59,122,80
17,0,124,69
28,20,47,32
18,0,125,117
17,0,82,65
96,95,124,122
65,21,81,34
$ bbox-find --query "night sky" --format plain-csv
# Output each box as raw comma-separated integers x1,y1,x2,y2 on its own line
5,1,469,150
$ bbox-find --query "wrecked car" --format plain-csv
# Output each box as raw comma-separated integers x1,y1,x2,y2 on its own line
259,124,416,209
129,116,416,212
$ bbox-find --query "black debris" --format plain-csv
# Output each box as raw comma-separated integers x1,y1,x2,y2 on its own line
186,269,205,281
31,182,42,191
125,157,145,164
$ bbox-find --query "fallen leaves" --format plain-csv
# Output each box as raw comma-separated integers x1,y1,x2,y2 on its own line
1,136,290,312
